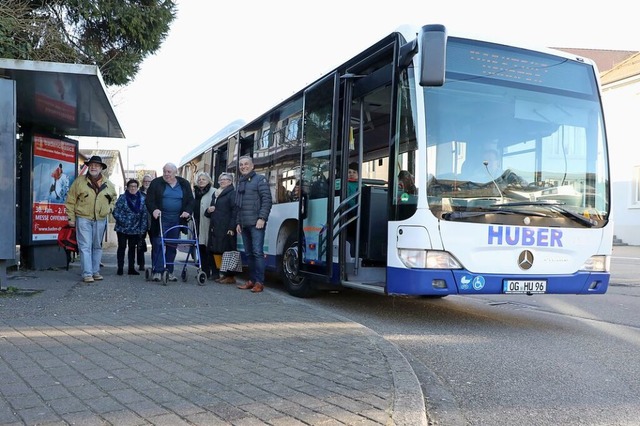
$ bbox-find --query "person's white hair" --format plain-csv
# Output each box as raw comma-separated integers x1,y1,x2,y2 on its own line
163,163,177,172
218,172,234,182
195,171,212,183
238,155,254,164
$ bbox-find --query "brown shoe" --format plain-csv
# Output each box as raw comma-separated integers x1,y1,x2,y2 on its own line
251,282,264,293
237,280,254,290
219,276,236,284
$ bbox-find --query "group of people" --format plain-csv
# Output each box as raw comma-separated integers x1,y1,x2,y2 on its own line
64,155,271,293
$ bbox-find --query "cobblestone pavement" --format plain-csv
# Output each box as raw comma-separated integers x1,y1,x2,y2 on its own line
0,246,427,425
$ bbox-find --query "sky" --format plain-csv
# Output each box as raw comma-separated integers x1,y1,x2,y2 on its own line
82,0,640,175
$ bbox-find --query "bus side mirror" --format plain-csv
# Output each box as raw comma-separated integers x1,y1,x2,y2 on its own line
419,24,447,87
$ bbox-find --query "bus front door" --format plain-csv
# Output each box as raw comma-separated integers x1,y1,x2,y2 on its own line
297,72,339,280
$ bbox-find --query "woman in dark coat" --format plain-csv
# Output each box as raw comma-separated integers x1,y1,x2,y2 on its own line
113,179,149,275
205,172,238,283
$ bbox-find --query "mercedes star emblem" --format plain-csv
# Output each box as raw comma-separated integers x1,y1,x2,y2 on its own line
518,250,534,270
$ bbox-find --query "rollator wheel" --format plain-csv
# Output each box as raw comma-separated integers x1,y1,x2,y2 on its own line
145,268,152,281
197,271,207,286
181,269,188,282
161,271,168,286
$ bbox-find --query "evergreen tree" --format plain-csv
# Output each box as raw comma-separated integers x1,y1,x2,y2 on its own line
0,0,176,86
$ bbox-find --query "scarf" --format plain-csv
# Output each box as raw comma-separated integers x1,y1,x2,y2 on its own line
214,186,224,200
87,173,102,193
194,183,211,199
125,191,142,213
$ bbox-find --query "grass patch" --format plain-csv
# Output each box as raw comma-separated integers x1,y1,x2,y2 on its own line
0,286,43,297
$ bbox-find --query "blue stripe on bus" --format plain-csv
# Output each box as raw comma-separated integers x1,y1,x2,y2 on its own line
386,267,609,295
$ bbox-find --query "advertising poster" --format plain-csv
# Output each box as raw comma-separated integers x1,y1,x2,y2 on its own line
31,134,77,242
34,73,78,126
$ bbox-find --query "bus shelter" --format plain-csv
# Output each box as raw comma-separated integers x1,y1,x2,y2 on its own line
0,59,124,286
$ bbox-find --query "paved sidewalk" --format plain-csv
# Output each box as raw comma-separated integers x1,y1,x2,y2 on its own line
0,247,427,425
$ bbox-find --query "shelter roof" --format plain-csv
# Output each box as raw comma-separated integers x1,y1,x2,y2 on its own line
0,59,124,138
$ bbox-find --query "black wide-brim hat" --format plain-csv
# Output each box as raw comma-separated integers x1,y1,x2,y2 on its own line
84,155,108,170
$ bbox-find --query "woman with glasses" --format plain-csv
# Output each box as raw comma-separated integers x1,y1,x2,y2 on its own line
113,179,149,275
205,172,238,283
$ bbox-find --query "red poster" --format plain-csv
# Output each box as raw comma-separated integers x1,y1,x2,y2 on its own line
32,203,69,241
31,134,77,242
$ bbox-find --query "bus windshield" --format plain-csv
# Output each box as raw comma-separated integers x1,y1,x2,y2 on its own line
425,38,609,228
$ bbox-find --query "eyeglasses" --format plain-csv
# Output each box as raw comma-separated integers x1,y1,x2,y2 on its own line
143,180,151,183
218,178,231,183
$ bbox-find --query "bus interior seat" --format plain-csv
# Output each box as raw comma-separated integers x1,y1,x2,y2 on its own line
309,175,330,199
359,185,387,262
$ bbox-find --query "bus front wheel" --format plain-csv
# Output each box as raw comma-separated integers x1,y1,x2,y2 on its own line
281,237,317,298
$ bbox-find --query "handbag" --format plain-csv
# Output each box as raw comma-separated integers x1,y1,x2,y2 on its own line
138,236,147,252
221,250,243,273
57,225,78,271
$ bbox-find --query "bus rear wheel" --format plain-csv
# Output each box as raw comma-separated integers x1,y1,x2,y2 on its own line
281,237,317,298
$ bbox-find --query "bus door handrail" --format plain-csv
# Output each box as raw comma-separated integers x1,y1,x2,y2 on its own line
332,195,361,263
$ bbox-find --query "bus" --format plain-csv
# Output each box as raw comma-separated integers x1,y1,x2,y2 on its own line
178,24,612,298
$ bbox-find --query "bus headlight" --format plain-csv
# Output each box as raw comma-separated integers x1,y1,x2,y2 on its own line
580,255,610,272
398,249,462,269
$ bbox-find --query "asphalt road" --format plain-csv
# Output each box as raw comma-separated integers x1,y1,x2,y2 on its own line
302,245,640,425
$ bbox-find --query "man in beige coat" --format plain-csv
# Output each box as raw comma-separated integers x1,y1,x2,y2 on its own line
65,156,117,283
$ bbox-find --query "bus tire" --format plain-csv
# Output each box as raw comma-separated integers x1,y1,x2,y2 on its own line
281,236,317,298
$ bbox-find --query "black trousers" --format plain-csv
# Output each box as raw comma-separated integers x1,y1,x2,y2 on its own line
136,231,148,267
117,232,141,270
198,244,213,277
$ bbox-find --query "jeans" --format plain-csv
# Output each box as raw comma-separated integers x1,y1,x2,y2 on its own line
151,217,180,273
76,217,107,278
241,225,266,283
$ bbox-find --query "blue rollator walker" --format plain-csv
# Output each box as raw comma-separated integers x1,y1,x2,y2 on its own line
145,214,207,285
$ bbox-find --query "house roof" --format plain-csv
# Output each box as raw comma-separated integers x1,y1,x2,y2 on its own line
553,48,637,73
79,149,122,177
553,47,640,86
599,52,640,85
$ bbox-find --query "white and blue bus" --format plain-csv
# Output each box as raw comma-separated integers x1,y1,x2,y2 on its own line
179,24,612,298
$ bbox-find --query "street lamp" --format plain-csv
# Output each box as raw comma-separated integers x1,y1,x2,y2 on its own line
126,143,139,179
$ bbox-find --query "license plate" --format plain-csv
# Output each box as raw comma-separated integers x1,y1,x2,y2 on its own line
503,280,547,294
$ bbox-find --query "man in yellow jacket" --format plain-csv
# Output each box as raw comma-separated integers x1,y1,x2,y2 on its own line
65,156,117,283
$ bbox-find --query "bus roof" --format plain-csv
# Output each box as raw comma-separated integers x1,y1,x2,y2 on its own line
178,118,245,167
179,24,599,168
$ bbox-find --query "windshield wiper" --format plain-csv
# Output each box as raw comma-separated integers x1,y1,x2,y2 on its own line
491,201,598,227
442,208,547,220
